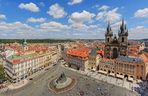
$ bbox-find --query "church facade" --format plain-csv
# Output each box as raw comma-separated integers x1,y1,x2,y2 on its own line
97,20,148,80
104,20,128,59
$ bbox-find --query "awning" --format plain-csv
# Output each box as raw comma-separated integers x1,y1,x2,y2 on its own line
128,77,134,81
98,70,107,74
116,74,124,79
109,73,115,76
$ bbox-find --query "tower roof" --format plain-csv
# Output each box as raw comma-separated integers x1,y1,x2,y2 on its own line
106,21,113,36
120,19,126,32
23,39,27,45
118,19,128,36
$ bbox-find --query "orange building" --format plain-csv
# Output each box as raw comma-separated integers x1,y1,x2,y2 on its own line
66,47,90,71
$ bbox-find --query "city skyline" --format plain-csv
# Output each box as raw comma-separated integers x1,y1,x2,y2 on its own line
0,0,148,39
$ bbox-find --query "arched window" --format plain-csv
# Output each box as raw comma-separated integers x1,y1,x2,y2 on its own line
122,37,124,42
107,38,109,42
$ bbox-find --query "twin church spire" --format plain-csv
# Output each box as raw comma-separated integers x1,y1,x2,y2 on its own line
106,19,128,38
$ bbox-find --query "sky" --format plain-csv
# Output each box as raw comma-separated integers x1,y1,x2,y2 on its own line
0,0,148,39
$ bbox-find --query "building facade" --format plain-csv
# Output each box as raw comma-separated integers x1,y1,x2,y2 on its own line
98,56,148,80
88,48,100,70
3,40,59,83
66,47,89,71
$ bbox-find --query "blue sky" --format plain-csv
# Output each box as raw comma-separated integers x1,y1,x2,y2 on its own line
0,0,148,39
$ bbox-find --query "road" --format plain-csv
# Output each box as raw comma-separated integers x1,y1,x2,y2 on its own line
0,62,138,96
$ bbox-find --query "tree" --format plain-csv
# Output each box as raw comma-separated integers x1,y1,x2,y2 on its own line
0,64,6,82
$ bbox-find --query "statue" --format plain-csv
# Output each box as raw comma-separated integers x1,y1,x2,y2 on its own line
56,72,67,84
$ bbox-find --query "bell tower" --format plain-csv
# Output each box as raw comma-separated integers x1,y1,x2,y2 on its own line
104,22,113,58
22,39,28,51
105,22,113,44
118,20,128,56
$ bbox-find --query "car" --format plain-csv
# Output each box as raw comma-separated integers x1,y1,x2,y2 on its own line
90,70,95,72
97,87,101,90
29,78,33,80
53,64,57,66
45,68,50,71
65,64,68,67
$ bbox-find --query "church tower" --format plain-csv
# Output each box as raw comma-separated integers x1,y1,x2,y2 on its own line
104,22,113,58
105,22,113,44
118,20,128,56
22,39,28,50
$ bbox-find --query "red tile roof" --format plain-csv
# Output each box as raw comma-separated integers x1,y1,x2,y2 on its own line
140,52,148,62
67,47,90,58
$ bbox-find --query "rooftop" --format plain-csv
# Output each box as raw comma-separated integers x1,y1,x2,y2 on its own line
8,53,32,60
116,56,143,63
67,47,90,58
140,52,148,62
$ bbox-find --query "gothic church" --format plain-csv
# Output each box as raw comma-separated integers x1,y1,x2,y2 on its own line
104,20,128,59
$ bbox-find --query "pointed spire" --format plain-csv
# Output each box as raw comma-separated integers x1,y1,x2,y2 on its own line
106,21,112,34
119,19,128,36
107,21,110,31
120,19,126,33
122,19,124,26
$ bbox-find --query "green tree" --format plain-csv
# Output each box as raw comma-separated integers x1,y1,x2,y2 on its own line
0,64,6,81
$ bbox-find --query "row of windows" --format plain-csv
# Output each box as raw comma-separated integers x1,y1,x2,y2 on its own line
13,57,45,68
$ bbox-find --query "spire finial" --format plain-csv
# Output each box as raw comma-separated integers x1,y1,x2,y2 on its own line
107,20,110,27
121,18,123,25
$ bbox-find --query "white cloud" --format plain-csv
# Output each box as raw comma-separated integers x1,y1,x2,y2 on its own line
39,2,45,7
27,17,46,23
135,26,144,29
134,8,148,18
0,22,33,31
68,0,83,5
69,10,95,24
47,3,67,18
92,5,99,9
40,21,68,32
99,5,110,11
68,10,96,32
111,20,127,29
129,26,148,39
0,20,114,39
0,14,6,20
96,7,121,23
19,2,39,12
70,23,88,29
0,21,38,38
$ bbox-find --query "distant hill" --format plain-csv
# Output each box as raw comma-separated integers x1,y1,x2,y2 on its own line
141,39,148,42
0,39,73,44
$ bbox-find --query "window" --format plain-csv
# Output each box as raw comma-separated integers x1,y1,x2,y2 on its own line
122,37,124,42
107,38,109,42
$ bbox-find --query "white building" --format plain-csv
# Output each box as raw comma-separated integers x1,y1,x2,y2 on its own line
4,53,50,83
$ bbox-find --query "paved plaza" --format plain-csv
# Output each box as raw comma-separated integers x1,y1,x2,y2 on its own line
0,62,139,96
